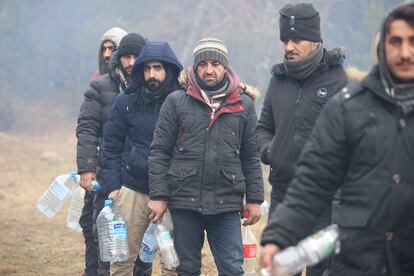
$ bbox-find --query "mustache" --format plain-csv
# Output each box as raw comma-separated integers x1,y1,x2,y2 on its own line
147,78,161,84
104,57,110,63
397,58,414,66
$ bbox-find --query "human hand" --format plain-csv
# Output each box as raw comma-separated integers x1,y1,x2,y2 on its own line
108,189,120,200
242,203,261,225
261,244,281,276
148,200,167,222
79,172,96,192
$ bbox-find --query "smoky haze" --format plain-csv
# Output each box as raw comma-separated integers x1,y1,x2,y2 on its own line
0,0,405,133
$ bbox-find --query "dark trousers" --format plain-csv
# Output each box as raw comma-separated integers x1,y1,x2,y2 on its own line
80,191,101,276
171,209,243,276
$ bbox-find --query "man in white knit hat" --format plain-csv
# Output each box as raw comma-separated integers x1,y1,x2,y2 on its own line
148,37,264,275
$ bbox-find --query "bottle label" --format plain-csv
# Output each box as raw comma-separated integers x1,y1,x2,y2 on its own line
243,243,257,258
51,180,70,201
112,221,127,239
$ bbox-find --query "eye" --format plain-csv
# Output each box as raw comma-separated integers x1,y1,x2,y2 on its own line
388,37,402,46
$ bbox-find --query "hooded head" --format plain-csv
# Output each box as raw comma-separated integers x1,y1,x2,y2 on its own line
130,41,183,99
98,27,128,75
377,3,414,114
378,3,414,85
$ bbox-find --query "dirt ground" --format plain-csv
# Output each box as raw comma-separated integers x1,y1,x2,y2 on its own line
0,125,270,276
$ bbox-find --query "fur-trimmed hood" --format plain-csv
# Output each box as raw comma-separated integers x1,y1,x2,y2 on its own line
178,67,261,101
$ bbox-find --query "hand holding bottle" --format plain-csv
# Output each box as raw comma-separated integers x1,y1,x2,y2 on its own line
148,200,168,222
79,171,97,192
242,203,261,225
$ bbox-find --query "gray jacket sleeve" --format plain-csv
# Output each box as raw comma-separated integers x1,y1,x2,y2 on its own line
148,93,179,200
76,82,102,173
261,95,348,248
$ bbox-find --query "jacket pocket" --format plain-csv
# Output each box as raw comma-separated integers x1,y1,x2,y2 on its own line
126,145,149,180
167,166,199,198
334,205,371,228
215,168,246,205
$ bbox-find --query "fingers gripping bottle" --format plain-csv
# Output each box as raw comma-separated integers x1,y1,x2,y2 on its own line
260,224,340,276
66,171,101,232
242,213,257,276
36,173,74,218
154,221,180,269
97,199,129,262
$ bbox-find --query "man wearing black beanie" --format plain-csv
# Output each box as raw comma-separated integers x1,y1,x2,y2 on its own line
256,3,347,276
76,31,146,276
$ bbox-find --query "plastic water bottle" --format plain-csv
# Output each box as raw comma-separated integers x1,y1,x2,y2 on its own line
66,172,101,232
36,173,74,218
97,199,129,262
261,200,270,216
154,221,180,269
162,209,174,231
139,223,158,263
242,213,257,276
260,224,340,276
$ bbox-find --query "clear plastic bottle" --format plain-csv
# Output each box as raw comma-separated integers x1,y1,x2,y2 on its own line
66,172,101,232
154,221,180,269
260,224,340,276
97,199,129,262
139,222,158,263
36,173,73,218
261,200,270,216
242,213,257,276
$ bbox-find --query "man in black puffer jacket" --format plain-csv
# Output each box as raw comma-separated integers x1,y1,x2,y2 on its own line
261,3,414,276
102,41,182,276
76,32,146,276
256,4,347,275
148,37,264,276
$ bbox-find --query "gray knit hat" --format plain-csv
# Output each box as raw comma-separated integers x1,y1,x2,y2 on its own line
193,37,229,68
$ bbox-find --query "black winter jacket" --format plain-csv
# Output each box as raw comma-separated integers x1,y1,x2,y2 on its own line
261,66,414,276
76,52,123,182
256,49,347,194
149,68,263,215
102,42,183,195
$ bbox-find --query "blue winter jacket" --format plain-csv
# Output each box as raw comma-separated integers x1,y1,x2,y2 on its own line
102,41,183,194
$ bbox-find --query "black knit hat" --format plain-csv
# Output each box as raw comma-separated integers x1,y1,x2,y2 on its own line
193,37,229,68
279,3,321,42
117,33,146,57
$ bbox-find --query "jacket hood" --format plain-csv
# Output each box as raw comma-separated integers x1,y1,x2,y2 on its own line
131,41,183,86
178,68,261,101
98,27,128,75
361,65,396,105
271,47,346,76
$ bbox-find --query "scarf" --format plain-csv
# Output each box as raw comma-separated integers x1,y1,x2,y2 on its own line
194,69,230,97
283,43,324,80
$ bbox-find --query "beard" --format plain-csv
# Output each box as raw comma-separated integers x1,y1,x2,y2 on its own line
145,78,163,91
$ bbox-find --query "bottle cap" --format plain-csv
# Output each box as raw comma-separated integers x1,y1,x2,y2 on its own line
93,182,102,191
104,199,113,206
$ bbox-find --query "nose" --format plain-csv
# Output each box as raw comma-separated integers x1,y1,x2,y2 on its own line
103,48,111,58
149,68,156,78
400,40,412,59
205,63,214,74
129,56,136,66
285,40,295,52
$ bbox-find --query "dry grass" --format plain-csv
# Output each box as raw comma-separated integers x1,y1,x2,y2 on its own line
0,124,271,275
